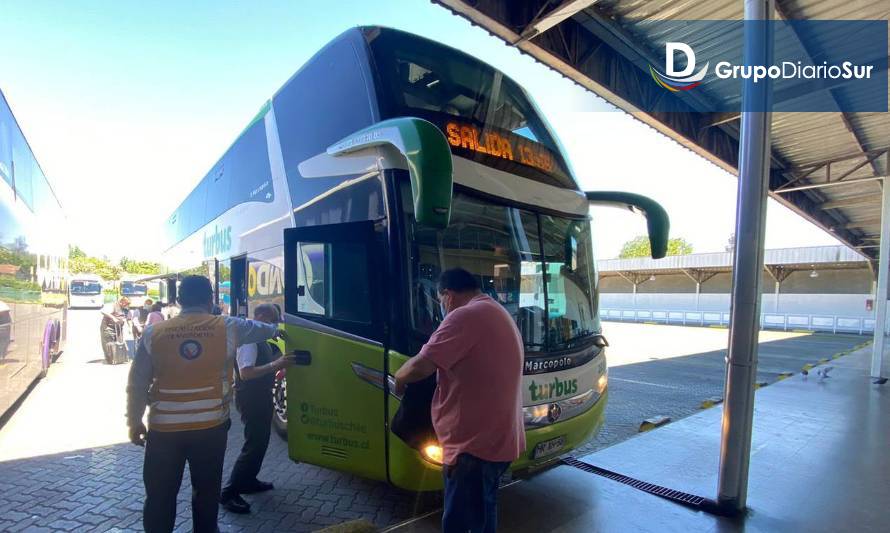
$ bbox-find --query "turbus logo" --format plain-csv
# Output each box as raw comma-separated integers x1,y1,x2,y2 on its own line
649,42,708,92
203,225,232,257
528,377,579,402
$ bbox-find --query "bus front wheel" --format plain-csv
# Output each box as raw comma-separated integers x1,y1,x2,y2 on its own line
272,371,287,440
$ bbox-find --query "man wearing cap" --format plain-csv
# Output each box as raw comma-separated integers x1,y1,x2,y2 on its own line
126,275,283,533
220,303,295,514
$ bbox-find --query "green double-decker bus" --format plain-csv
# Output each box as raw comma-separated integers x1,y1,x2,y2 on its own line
158,27,667,490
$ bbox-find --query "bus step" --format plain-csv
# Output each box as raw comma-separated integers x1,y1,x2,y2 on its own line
561,457,717,512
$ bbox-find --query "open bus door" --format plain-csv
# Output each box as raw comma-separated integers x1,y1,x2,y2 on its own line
158,277,177,307
230,256,247,317
281,220,388,481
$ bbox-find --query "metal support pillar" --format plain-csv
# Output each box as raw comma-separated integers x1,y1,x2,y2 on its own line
717,0,773,514
696,282,701,311
871,163,890,378
765,266,791,314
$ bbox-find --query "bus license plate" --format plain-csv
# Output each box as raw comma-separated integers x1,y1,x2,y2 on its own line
532,436,566,459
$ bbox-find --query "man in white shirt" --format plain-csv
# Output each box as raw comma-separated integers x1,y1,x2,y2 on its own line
220,304,295,514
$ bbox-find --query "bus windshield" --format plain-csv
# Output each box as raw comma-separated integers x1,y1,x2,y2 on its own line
70,281,102,295
120,282,147,296
368,28,575,189
402,182,597,352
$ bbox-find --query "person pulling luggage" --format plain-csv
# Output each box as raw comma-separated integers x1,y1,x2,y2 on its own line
100,296,129,364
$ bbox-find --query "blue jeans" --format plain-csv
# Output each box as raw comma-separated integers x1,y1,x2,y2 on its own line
442,453,511,533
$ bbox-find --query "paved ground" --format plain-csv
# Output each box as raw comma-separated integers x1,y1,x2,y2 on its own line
576,322,868,456
0,313,867,532
0,310,440,532
391,343,890,533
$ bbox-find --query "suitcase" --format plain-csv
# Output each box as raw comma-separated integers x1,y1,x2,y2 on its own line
105,321,129,365
106,341,129,365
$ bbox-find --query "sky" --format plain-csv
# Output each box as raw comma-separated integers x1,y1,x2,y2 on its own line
0,0,841,260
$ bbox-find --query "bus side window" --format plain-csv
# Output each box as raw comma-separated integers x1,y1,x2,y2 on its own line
295,241,371,324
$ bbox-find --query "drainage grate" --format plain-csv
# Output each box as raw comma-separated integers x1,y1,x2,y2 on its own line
561,457,711,510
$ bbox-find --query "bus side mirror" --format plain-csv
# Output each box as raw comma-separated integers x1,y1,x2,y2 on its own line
585,191,670,259
327,117,453,229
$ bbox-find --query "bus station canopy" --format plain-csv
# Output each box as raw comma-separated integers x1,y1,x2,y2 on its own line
433,0,890,262
597,244,868,276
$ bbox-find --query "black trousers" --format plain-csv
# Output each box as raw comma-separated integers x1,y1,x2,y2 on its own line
222,387,273,495
143,420,229,533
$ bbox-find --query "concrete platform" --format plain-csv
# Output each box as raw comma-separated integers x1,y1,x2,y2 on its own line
389,344,889,532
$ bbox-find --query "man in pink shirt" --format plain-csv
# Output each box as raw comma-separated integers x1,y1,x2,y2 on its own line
395,268,525,533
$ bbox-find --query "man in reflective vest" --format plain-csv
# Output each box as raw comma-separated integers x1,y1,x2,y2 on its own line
126,275,282,533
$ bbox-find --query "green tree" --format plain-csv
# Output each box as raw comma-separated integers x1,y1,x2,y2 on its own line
69,254,121,280
69,245,87,259
619,235,694,259
119,256,161,275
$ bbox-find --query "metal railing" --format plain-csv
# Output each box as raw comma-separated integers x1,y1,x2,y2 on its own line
601,308,878,335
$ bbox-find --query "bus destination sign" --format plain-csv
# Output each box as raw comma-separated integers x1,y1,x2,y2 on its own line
444,121,556,175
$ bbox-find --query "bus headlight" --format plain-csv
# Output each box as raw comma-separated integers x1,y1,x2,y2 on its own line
597,374,608,394
422,443,444,465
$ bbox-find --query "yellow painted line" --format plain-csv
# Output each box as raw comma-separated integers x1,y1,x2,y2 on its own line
818,358,829,364
639,415,671,432
791,329,813,333
700,396,723,409
802,363,814,372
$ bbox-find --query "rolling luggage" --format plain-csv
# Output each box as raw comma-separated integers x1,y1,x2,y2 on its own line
106,322,128,365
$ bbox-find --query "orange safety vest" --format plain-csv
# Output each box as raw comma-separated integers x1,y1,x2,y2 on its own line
147,313,230,432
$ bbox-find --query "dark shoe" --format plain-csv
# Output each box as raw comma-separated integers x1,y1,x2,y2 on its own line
240,480,274,494
220,493,251,514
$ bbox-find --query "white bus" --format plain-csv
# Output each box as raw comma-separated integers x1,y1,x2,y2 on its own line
68,275,104,309
119,279,149,308
1,88,68,418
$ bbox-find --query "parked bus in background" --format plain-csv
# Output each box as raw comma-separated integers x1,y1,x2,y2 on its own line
156,27,668,491
119,279,149,308
0,89,68,420
68,275,104,309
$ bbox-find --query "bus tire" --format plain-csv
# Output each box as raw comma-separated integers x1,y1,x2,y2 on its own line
50,319,61,362
272,375,288,440
39,321,54,377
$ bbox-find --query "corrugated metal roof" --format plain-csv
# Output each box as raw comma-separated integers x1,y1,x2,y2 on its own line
432,0,890,261
598,244,867,273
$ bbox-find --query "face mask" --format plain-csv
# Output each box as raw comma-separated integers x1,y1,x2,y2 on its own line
439,302,447,319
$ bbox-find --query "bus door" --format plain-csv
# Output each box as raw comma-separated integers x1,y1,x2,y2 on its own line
282,221,388,481
159,277,177,307
227,256,247,317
